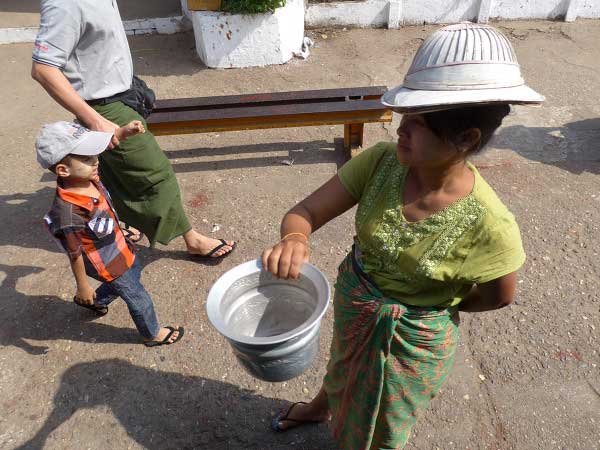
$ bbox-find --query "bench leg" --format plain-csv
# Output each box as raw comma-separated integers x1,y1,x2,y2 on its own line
344,123,364,158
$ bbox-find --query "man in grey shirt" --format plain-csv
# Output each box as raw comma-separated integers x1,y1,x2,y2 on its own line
32,0,235,260
33,0,132,101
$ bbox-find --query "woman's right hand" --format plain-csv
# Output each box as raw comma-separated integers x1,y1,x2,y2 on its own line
261,236,310,280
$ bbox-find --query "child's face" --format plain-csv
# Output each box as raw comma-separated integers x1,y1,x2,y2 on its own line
56,155,99,181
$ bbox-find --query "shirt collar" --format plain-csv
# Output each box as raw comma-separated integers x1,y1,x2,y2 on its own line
56,180,103,212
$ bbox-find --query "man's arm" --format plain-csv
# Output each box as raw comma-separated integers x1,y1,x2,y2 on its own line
31,62,120,146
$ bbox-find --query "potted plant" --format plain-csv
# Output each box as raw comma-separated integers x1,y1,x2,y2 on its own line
181,0,305,68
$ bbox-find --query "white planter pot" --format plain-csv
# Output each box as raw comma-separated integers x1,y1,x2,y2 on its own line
188,0,304,68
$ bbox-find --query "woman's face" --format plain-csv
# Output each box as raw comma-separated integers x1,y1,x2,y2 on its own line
395,113,461,168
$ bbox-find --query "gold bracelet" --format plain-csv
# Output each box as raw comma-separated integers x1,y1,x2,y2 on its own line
281,232,309,243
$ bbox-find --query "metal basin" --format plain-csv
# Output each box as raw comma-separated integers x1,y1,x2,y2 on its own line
206,259,330,382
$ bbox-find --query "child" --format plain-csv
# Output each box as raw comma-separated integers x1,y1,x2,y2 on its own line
37,121,184,347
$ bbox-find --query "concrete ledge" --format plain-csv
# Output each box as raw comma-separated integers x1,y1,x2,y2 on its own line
0,16,191,45
0,27,38,45
123,16,192,36
189,0,304,68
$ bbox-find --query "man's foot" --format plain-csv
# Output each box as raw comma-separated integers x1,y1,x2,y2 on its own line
272,401,330,432
185,232,235,258
144,326,184,347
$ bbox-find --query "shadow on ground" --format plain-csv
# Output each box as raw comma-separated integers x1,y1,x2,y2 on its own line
493,117,600,174
0,0,39,13
0,242,236,355
0,264,140,355
166,139,346,173
1,187,66,254
14,358,337,450
0,226,258,355
130,32,208,77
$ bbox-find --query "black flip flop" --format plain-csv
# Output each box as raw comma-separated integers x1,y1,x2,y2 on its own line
271,401,322,432
144,326,185,347
191,239,236,261
73,296,109,317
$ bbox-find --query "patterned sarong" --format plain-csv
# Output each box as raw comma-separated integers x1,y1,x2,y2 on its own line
323,253,460,450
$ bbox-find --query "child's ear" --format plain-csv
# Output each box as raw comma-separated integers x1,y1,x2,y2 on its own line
55,163,70,178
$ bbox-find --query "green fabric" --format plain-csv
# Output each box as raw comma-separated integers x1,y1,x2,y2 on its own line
337,142,525,307
323,255,459,450
92,102,191,246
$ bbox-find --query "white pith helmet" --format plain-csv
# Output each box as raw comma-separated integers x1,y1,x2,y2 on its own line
382,22,545,113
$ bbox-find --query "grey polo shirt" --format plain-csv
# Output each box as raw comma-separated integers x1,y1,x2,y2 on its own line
33,0,133,101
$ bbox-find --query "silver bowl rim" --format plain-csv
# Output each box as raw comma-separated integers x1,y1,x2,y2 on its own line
205,259,331,346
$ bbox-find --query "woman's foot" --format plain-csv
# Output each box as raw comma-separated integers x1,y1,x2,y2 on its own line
184,230,235,258
272,391,330,431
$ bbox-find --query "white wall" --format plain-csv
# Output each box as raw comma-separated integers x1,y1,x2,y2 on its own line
305,1,389,28
305,0,600,28
2,0,598,45
402,0,479,24
580,0,600,19
490,0,569,20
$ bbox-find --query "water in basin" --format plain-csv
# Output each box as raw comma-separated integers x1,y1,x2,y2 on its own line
224,284,316,338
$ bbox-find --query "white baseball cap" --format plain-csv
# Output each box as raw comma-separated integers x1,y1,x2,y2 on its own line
36,121,114,169
382,22,545,113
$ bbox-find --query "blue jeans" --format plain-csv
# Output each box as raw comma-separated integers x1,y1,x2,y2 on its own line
95,257,160,339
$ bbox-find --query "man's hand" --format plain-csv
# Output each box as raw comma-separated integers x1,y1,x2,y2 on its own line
31,62,121,147
74,284,96,305
89,117,121,148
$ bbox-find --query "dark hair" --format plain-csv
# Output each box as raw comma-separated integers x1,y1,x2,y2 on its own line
423,104,511,154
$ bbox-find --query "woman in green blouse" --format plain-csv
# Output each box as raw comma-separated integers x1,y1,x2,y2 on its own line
262,23,543,450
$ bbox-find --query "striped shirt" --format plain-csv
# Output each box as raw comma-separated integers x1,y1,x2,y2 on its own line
44,180,135,282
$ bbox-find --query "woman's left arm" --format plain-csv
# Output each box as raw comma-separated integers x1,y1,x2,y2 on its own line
458,271,518,313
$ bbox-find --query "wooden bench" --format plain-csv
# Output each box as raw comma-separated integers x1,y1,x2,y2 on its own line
146,86,393,158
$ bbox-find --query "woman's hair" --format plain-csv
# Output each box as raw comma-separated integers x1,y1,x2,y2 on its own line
422,103,511,154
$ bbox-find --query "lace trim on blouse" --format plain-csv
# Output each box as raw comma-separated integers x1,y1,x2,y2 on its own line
355,151,486,279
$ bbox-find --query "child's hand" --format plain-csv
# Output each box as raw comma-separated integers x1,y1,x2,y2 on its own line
114,120,146,141
127,120,145,135
74,285,96,305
